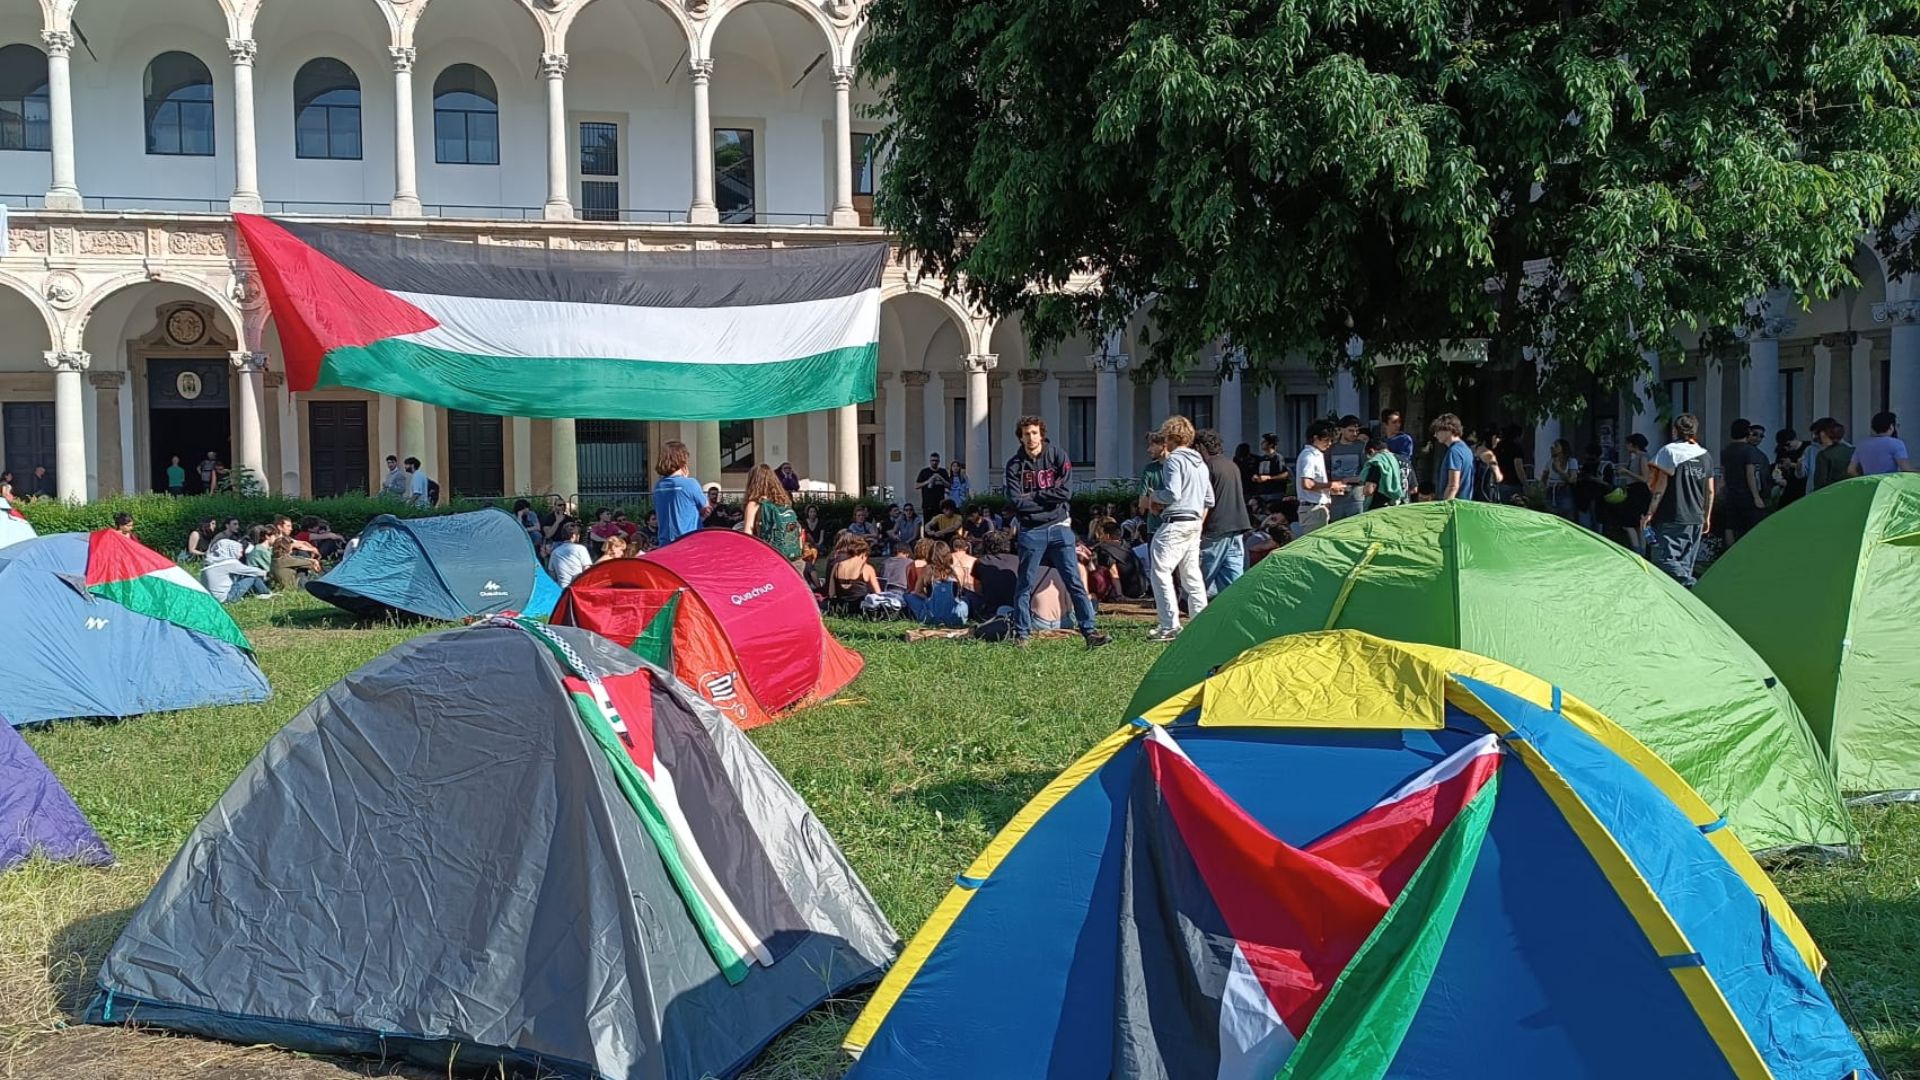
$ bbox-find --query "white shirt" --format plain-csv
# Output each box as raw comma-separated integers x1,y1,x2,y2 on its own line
1800,441,1823,493
1296,446,1330,506
407,470,430,506
548,542,593,588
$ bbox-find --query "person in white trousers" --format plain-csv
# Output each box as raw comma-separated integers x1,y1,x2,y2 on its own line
1147,415,1213,642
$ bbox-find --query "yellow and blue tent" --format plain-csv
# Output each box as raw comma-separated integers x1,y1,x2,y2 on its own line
843,632,1875,1080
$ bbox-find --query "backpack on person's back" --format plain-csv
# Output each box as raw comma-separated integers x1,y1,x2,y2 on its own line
755,499,804,559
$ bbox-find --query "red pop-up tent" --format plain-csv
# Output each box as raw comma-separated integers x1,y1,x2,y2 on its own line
552,530,862,729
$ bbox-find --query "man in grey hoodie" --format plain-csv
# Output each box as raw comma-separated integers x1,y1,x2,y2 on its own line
1146,415,1213,641
199,536,271,602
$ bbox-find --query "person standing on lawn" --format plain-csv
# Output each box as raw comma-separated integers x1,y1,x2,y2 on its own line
652,440,710,546
916,453,951,518
1430,413,1476,501
1848,411,1913,476
1004,416,1110,649
948,461,971,505
1295,420,1345,534
740,463,806,577
1644,413,1715,587
1721,419,1770,545
1195,428,1249,596
1146,415,1212,642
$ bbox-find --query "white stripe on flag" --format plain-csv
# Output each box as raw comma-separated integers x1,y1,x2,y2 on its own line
1144,723,1193,760
1217,942,1299,1080
394,288,879,365
150,564,216,596
586,679,775,968
1380,733,1501,805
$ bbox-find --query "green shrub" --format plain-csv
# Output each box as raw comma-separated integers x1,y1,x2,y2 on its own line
17,492,461,556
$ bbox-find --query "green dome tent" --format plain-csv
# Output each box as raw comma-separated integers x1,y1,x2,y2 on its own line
1697,474,1920,798
1126,502,1853,854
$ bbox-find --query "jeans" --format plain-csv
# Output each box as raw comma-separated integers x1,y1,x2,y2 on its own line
905,582,969,628
1149,518,1208,633
1200,533,1246,597
223,575,271,602
1651,523,1703,587
1014,522,1098,639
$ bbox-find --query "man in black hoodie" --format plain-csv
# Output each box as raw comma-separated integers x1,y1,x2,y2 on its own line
1004,415,1111,648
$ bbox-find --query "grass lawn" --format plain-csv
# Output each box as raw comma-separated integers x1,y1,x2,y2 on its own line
3,592,1916,1078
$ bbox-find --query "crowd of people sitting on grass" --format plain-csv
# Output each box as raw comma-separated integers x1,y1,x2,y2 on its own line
167,513,343,602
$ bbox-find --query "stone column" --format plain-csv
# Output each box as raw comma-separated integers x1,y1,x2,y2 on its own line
1533,415,1561,475
397,397,427,465
1039,370,1061,441
45,350,89,503
390,47,421,216
884,373,908,498
760,414,790,468
1874,300,1920,432
921,369,947,462
88,371,124,495
806,410,829,484
1703,359,1725,454
1218,349,1247,450
1633,349,1663,446
1256,383,1279,445
277,376,302,496
830,65,858,227
999,371,1022,465
41,30,81,209
540,53,573,220
231,351,267,490
1843,336,1873,438
834,404,860,496
964,353,996,478
118,371,138,494
688,59,718,225
1740,311,1793,435
1810,338,1838,424
227,39,262,213
509,417,532,494
1088,352,1126,478
1331,367,1362,419
550,418,578,498
692,420,722,487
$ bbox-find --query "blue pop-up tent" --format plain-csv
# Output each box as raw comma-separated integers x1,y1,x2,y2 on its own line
0,534,270,725
308,508,559,622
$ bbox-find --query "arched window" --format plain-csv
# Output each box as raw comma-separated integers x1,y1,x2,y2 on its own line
144,51,214,156
294,57,361,160
0,44,50,152
433,63,497,165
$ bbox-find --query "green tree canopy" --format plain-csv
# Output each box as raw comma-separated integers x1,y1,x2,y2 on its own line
860,0,1920,414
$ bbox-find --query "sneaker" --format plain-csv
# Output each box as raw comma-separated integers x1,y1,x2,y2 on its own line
1013,636,1032,648
1145,627,1180,643
1083,631,1112,650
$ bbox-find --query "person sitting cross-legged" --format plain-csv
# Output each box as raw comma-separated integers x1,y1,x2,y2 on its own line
201,536,271,602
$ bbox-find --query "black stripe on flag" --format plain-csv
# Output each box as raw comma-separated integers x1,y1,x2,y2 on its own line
273,219,887,308
649,678,811,962
1113,752,1237,1080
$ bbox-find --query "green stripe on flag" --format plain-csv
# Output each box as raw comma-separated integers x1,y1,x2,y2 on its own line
1277,771,1501,1080
320,340,878,420
630,593,681,671
90,577,252,653
567,690,753,986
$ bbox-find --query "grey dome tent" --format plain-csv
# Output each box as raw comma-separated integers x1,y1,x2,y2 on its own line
307,508,562,621
87,620,898,1079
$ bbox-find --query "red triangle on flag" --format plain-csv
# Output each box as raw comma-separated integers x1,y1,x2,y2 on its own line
84,529,176,588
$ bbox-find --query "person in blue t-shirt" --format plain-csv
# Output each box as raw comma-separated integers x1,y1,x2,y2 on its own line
651,440,709,545
1429,413,1476,501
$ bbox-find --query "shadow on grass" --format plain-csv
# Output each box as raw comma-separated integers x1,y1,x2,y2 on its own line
47,904,136,1021
1792,895,1920,1079
904,767,1062,837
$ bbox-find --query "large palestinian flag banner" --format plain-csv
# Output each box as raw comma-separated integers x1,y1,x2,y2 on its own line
1117,727,1500,1079
85,530,252,653
233,214,885,420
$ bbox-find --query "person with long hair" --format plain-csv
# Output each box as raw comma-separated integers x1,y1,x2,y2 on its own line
597,534,631,562
906,539,969,626
826,531,881,601
1543,438,1579,519
740,463,806,575
181,516,221,562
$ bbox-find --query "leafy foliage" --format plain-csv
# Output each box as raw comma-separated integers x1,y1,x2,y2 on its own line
860,0,1920,416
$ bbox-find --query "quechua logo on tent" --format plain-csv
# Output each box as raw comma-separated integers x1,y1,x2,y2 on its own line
730,582,775,606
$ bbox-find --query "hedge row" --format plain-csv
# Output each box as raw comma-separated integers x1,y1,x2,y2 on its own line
15,484,1146,557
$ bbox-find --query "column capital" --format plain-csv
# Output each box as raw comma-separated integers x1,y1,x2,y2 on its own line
40,29,73,57
539,52,569,79
229,350,268,374
1087,353,1129,375
1873,299,1920,325
1819,331,1860,349
1018,367,1050,386
43,350,89,372
88,370,126,389
227,38,258,66
389,45,417,73
964,353,998,374
689,58,715,84
1737,315,1797,341
900,369,931,387
831,65,855,91
1218,348,1250,378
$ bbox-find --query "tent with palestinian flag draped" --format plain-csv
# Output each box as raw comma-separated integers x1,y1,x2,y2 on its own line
0,531,267,726
844,632,1877,1080
233,214,885,419
89,621,896,1080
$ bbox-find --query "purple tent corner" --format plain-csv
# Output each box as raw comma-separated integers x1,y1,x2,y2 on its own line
1,721,112,872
